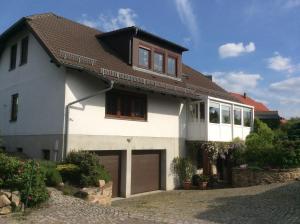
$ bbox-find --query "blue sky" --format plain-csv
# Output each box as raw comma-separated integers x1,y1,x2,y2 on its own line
1,0,300,118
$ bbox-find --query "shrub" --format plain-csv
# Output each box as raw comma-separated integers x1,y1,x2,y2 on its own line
57,163,80,185
64,151,111,187
0,154,49,207
38,160,62,187
246,119,274,151
172,157,195,186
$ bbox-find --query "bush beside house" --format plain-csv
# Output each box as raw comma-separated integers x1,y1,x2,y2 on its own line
0,153,49,208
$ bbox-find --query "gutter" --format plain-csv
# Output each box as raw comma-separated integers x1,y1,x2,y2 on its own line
62,80,114,160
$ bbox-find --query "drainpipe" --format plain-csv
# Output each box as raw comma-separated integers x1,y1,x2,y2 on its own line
62,80,114,160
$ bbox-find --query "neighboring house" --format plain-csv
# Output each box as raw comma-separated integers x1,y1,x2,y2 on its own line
0,13,253,197
231,92,283,129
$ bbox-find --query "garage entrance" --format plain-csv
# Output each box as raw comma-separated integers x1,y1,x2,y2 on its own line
131,150,161,194
97,151,121,197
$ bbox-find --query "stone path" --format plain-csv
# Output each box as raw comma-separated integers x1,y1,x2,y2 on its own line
113,181,300,224
0,189,161,224
1,182,300,224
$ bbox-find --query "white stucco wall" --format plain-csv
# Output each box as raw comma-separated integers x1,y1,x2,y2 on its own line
0,31,66,136
65,69,187,139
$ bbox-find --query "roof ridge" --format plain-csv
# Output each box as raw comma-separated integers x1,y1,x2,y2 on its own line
25,12,56,20
27,12,103,34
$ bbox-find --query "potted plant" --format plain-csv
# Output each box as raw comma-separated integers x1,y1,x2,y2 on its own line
172,157,195,190
198,174,209,190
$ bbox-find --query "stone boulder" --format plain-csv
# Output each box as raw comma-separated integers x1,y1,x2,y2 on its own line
77,180,113,206
0,190,23,215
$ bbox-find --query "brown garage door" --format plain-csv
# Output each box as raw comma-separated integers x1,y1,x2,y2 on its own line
97,151,121,197
131,150,161,194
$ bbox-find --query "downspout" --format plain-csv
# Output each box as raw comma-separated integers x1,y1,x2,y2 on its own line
62,80,114,161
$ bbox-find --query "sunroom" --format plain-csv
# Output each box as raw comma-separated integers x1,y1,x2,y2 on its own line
187,96,254,142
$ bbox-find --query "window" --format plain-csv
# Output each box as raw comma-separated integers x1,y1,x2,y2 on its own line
167,56,176,75
10,94,19,122
189,103,199,121
209,102,220,123
20,36,28,65
106,90,147,120
154,52,164,72
234,108,242,125
200,102,205,121
243,108,252,127
221,105,231,124
138,47,150,68
42,149,50,160
9,44,17,70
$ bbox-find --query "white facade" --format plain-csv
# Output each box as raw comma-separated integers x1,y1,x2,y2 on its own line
0,27,254,197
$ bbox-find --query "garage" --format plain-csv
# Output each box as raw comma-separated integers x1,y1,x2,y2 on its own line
131,150,161,194
97,151,121,197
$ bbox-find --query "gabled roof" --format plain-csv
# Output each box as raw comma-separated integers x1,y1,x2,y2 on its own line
0,13,238,102
230,92,269,112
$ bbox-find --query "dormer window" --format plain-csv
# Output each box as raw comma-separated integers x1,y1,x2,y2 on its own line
154,52,164,73
167,56,176,76
138,46,150,68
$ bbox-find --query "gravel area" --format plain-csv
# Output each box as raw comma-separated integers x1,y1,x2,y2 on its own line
112,181,300,224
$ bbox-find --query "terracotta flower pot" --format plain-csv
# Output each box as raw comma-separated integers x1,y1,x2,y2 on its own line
183,180,192,190
199,181,208,190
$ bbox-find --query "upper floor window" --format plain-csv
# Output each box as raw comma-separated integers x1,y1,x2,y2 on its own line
9,44,17,70
209,102,220,123
234,108,242,125
20,36,29,66
154,52,164,73
106,90,147,121
167,56,176,76
221,105,231,124
243,108,252,127
139,47,150,68
10,93,19,122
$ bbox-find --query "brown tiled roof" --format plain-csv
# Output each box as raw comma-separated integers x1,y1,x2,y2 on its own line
230,92,269,112
0,13,238,102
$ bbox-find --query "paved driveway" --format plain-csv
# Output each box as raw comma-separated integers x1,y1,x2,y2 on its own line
112,181,300,224
1,182,299,224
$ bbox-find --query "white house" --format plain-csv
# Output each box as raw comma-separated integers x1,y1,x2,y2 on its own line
0,13,253,197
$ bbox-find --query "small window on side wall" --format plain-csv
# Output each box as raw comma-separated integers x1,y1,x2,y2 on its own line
10,94,19,122
9,44,17,70
234,108,242,125
138,47,150,68
20,36,29,66
243,108,252,127
167,56,176,76
42,149,50,160
209,102,220,123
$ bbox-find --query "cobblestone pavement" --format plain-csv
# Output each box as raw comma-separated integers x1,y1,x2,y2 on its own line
0,189,164,224
1,182,299,224
112,181,300,224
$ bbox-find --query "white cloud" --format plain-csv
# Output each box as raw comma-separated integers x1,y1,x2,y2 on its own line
212,71,262,93
267,52,296,73
270,77,300,92
284,0,300,8
79,8,137,31
218,42,255,58
175,0,199,45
